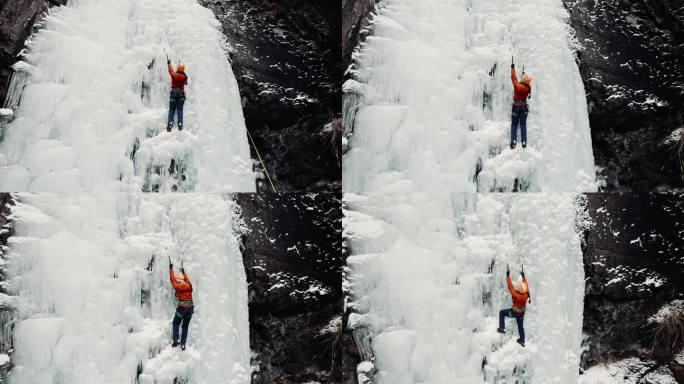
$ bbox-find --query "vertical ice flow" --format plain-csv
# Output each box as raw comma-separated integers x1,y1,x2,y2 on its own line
343,0,596,193
4,193,250,383
0,0,255,192
345,193,588,383
343,0,595,382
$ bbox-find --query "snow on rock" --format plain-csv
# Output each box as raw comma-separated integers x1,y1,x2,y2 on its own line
647,299,684,324
0,0,254,192
343,0,597,193
344,193,586,383
579,357,678,384
4,193,250,383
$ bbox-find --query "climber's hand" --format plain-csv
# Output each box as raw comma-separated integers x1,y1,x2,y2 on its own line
169,263,173,269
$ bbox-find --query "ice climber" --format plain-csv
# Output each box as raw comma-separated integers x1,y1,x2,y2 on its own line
169,261,193,350
497,266,529,347
510,61,532,149
167,60,188,132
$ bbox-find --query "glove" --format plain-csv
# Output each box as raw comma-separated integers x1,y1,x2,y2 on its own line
511,63,515,68
180,267,185,274
169,263,173,269
506,266,510,276
521,271,525,277
167,59,171,65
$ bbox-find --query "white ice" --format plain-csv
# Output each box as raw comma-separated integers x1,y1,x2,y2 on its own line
0,0,255,192
5,193,250,383
344,193,587,383
343,0,597,193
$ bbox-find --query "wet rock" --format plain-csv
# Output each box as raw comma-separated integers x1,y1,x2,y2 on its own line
0,0,67,104
342,0,376,71
563,0,684,190
200,1,342,192
236,193,357,383
582,193,684,376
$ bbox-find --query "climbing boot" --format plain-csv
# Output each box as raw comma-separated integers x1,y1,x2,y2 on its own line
496,328,505,334
522,141,527,149
178,123,183,131
510,142,516,150
516,339,525,347
166,123,173,133
181,344,186,351
172,341,179,348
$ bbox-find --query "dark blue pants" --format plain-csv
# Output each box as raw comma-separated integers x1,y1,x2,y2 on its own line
167,90,185,127
499,308,525,343
510,105,528,145
172,306,193,345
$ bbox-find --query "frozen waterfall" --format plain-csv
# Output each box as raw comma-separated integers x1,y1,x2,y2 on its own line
0,0,255,192
3,193,250,383
343,0,596,193
343,0,598,382
345,193,588,383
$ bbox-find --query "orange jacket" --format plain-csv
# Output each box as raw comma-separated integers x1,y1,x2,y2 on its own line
168,64,187,90
169,267,193,306
511,68,530,102
507,275,529,313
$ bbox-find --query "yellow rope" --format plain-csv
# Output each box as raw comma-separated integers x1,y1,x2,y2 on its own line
246,129,276,193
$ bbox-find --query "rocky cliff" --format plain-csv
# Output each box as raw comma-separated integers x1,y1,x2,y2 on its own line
236,193,357,383
200,0,342,192
582,193,684,382
563,0,684,191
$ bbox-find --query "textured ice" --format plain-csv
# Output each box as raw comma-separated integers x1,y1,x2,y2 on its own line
344,193,587,383
0,0,255,192
4,194,250,383
343,0,597,193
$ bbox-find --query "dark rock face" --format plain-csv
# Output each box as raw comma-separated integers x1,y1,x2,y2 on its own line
0,0,67,104
563,0,684,191
581,193,684,379
236,193,358,383
200,1,342,192
342,0,376,71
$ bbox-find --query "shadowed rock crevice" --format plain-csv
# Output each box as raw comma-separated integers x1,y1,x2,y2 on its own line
236,193,357,383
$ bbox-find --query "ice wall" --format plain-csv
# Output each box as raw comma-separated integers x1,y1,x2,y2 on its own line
4,193,250,383
0,0,255,192
345,193,587,383
343,0,596,193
